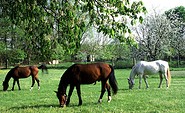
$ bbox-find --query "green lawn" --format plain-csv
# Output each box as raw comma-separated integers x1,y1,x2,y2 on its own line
0,68,185,113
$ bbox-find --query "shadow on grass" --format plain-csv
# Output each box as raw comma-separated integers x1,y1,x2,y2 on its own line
117,88,129,92
7,102,100,110
0,89,33,92
0,89,15,92
8,104,59,110
66,102,100,108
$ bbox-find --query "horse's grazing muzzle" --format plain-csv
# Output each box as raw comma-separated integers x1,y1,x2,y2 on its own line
129,85,134,89
3,89,7,91
60,104,66,108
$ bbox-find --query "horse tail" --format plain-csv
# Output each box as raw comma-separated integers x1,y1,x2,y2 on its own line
108,65,118,95
167,67,171,87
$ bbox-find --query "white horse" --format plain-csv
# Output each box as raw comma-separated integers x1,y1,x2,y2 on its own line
128,60,171,89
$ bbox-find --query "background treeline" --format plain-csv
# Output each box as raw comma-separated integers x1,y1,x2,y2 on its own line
0,1,185,68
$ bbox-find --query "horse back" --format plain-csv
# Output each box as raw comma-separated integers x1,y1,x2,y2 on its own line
136,60,169,75
11,66,38,78
155,60,169,71
70,63,111,84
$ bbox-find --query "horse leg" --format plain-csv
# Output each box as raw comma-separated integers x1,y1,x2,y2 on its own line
66,84,74,106
12,79,16,91
76,84,82,106
30,76,35,91
98,81,106,103
35,76,40,90
17,79,21,90
42,69,44,73
164,72,169,88
158,73,163,88
138,75,143,89
143,76,149,89
105,82,111,102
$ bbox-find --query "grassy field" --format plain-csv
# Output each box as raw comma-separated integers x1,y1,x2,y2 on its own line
0,68,185,113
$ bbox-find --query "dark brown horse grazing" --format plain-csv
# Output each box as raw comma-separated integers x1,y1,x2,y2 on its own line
38,64,48,74
2,66,40,91
55,63,118,107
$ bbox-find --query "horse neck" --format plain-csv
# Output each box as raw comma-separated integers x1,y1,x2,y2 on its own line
58,77,68,94
58,65,74,94
129,68,136,80
4,72,12,83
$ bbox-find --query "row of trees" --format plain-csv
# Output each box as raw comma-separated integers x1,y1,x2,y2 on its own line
77,6,185,67
0,0,146,67
134,6,185,67
0,0,185,68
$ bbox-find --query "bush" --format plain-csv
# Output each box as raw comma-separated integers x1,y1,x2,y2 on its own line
114,60,133,69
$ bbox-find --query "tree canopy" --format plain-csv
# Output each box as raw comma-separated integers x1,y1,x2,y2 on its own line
0,0,146,65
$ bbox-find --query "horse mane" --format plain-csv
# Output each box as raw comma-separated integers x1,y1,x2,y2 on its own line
58,64,76,92
14,65,20,69
3,66,19,83
61,64,76,79
129,65,137,79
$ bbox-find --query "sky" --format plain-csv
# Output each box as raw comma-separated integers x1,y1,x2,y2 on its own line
141,0,185,14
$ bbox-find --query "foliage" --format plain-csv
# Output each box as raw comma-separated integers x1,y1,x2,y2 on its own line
0,42,6,64
131,6,185,63
114,60,133,69
51,42,65,61
83,0,147,40
134,11,175,61
0,49,26,65
0,42,5,53
78,27,132,62
7,49,26,64
165,6,185,22
165,6,185,66
0,0,146,66
112,41,131,60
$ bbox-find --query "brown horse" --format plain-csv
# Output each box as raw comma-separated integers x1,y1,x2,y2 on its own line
2,66,40,91
55,63,118,107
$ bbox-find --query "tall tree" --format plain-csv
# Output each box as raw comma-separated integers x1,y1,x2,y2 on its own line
1,0,146,64
134,12,173,61
165,6,185,66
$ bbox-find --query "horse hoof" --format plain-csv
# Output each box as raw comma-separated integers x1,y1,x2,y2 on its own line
98,99,102,103
78,104,82,106
60,104,66,108
30,87,33,91
108,96,112,102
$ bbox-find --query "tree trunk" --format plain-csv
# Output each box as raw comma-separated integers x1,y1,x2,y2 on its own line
177,53,180,67
5,59,8,69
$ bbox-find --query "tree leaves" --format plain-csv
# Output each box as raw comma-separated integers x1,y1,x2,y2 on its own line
1,0,147,62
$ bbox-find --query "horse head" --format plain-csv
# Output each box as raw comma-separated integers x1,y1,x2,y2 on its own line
55,91,67,107
2,81,9,91
128,78,134,89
